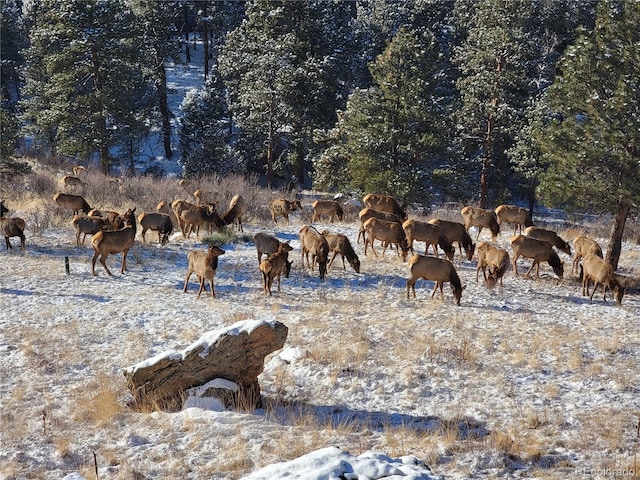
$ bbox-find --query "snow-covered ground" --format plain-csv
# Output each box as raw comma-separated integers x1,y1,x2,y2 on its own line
0,210,638,479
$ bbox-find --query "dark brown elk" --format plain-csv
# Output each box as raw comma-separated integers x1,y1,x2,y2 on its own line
572,235,603,276
510,234,563,279
460,206,500,240
357,207,402,244
402,219,455,261
311,200,344,223
180,204,224,238
428,219,476,261
269,199,302,225
298,225,330,279
222,194,247,232
259,244,293,295
254,232,293,264
183,244,226,298
581,253,624,304
91,208,137,276
138,212,173,245
363,193,407,221
475,241,510,287
494,204,534,235
406,254,465,306
321,230,360,273
72,215,106,246
1,216,26,251
362,217,410,262
53,192,92,215
524,226,571,256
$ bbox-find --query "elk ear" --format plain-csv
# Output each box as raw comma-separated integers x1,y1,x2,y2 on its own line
462,285,467,291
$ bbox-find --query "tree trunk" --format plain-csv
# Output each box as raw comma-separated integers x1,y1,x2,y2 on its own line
605,200,630,271
155,63,173,159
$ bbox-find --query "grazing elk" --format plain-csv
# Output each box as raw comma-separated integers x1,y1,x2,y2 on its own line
254,232,294,264
510,234,564,279
357,207,402,244
183,244,226,299
259,244,293,296
311,200,344,223
475,242,510,287
53,192,92,215
222,194,247,232
572,235,603,276
402,219,455,261
581,253,625,304
460,206,500,241
180,204,224,238
428,219,476,261
494,204,534,235
269,198,302,225
362,217,410,262
406,254,465,306
138,212,173,245
91,208,137,276
72,215,106,246
62,175,84,189
1,216,26,251
524,226,571,256
363,193,407,221
321,230,360,273
298,225,330,279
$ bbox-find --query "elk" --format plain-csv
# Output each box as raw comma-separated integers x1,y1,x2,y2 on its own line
524,226,571,256
321,230,360,273
138,212,173,245
259,244,293,296
362,217,410,262
402,219,455,261
510,234,564,279
53,192,92,215
156,201,171,215
298,225,330,279
572,235,603,276
357,207,402,244
183,244,226,298
254,232,293,264
72,215,106,246
180,204,224,238
494,204,534,235
460,206,500,240
311,200,344,223
1,216,26,251
62,175,84,189
171,199,195,236
72,165,86,176
222,194,247,232
581,253,625,304
91,208,137,276
475,242,510,287
406,254,465,306
428,219,476,261
363,193,407,221
87,209,124,230
269,199,302,225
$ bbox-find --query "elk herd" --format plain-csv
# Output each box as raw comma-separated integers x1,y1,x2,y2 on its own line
0,188,630,306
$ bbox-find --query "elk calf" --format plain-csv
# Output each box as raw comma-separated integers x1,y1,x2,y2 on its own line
270,199,302,225
1,216,26,251
572,235,603,276
476,242,510,287
183,245,226,298
72,215,106,246
321,230,360,273
259,245,293,296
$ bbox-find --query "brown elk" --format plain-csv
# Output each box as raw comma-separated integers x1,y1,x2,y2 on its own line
363,193,407,221
581,253,625,304
475,242,510,287
494,204,534,235
62,175,84,189
171,199,195,236
298,225,330,279
156,201,171,215
311,200,344,223
510,234,563,279
72,165,86,176
183,244,226,298
362,217,410,262
357,207,402,244
138,212,173,245
180,204,224,238
87,209,124,230
72,215,106,246
572,235,603,276
269,199,302,225
91,208,137,276
402,219,455,261
259,244,293,296
321,230,360,273
1,216,26,251
222,194,247,232
254,232,293,264
428,219,476,261
524,226,571,256
460,206,500,240
53,192,92,215
406,254,465,306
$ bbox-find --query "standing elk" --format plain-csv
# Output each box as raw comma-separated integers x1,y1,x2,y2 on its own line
72,165,86,176
572,235,603,276
524,226,571,256
72,215,106,246
495,204,534,235
138,212,173,245
321,230,360,273
406,254,465,306
1,216,26,251
269,199,302,225
62,175,84,189
53,192,92,215
91,208,137,276
510,234,564,279
298,225,330,279
254,232,293,264
357,207,402,244
311,200,344,223
475,242,510,287
460,206,500,241
362,217,410,262
180,204,224,238
581,253,625,304
87,209,124,230
259,244,293,296
363,194,407,221
183,244,226,299
428,219,476,261
402,219,455,261
222,194,247,232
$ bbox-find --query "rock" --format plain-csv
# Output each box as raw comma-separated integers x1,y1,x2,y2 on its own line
123,320,288,411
